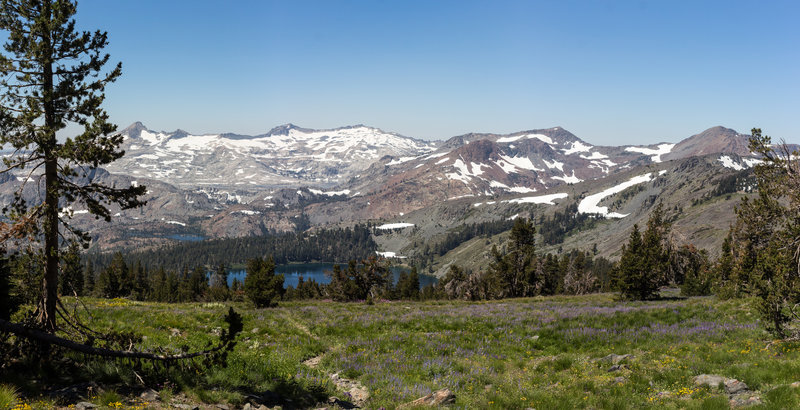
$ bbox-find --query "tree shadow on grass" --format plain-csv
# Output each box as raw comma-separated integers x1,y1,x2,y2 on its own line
0,344,347,409
238,379,356,409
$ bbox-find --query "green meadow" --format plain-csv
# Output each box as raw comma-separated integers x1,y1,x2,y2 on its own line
4,292,800,409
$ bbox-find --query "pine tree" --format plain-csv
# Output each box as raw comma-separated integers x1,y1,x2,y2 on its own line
0,254,15,319
208,263,229,301
244,257,284,308
614,203,672,300
614,224,652,300
728,128,800,337
82,259,95,296
95,254,124,298
486,217,537,298
396,267,420,300
0,0,146,330
58,240,82,296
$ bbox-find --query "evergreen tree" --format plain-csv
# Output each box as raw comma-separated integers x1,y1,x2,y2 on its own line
540,253,562,296
728,128,800,337
0,0,146,330
208,263,230,301
396,267,420,300
82,259,95,296
712,232,737,298
676,245,712,296
130,261,148,300
10,247,43,306
438,264,469,299
0,254,15,319
95,255,124,298
163,270,178,303
614,204,672,300
244,256,284,308
327,263,359,301
187,266,209,301
642,203,672,286
59,240,83,296
486,218,537,298
614,225,653,300
149,267,168,302
357,256,391,299
176,267,193,302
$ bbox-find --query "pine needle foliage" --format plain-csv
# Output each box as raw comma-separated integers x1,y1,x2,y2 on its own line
728,128,800,338
0,0,146,330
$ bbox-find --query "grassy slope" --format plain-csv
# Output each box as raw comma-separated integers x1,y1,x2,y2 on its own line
5,293,800,409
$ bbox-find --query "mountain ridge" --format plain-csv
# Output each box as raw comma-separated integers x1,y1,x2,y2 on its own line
3,122,778,258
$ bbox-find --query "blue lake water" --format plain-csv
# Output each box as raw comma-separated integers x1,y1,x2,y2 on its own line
223,262,437,289
167,234,206,242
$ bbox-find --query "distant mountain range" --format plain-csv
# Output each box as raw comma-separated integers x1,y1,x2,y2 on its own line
106,122,435,188
0,122,783,270
108,122,760,196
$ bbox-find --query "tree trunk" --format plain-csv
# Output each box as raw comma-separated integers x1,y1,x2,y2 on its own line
37,0,59,332
39,156,59,331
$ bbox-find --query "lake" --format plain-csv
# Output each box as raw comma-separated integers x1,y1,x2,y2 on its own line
224,262,437,289
167,233,206,242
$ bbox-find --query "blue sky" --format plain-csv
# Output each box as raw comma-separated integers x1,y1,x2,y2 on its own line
73,0,799,145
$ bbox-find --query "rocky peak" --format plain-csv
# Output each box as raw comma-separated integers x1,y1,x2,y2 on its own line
665,126,751,160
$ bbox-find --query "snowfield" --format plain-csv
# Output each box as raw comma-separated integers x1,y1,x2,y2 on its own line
503,192,568,205
376,251,407,259
718,155,762,170
376,223,415,230
577,173,654,218
625,143,675,163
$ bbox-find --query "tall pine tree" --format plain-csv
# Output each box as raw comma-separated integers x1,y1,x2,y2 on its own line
728,129,800,337
0,0,145,330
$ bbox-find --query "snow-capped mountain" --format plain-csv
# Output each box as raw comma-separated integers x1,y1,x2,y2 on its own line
333,126,760,219
105,122,436,189
101,122,769,220
0,122,777,252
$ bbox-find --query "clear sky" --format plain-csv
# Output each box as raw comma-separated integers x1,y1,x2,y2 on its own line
71,0,799,145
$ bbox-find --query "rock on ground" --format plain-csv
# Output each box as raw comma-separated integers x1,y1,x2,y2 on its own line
693,374,727,389
399,388,456,408
725,379,749,395
330,373,369,406
694,374,761,407
598,354,633,364
303,355,323,368
729,393,763,407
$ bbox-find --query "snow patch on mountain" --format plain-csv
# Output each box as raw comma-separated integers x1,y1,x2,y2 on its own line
509,186,537,193
543,159,564,171
497,133,554,145
376,223,415,230
563,141,593,155
387,157,416,165
376,251,406,259
498,155,542,172
581,151,609,160
309,188,352,196
552,170,582,184
625,143,675,163
578,173,654,218
503,192,568,205
718,155,762,170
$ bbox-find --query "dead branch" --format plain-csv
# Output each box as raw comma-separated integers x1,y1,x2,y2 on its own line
0,317,235,362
